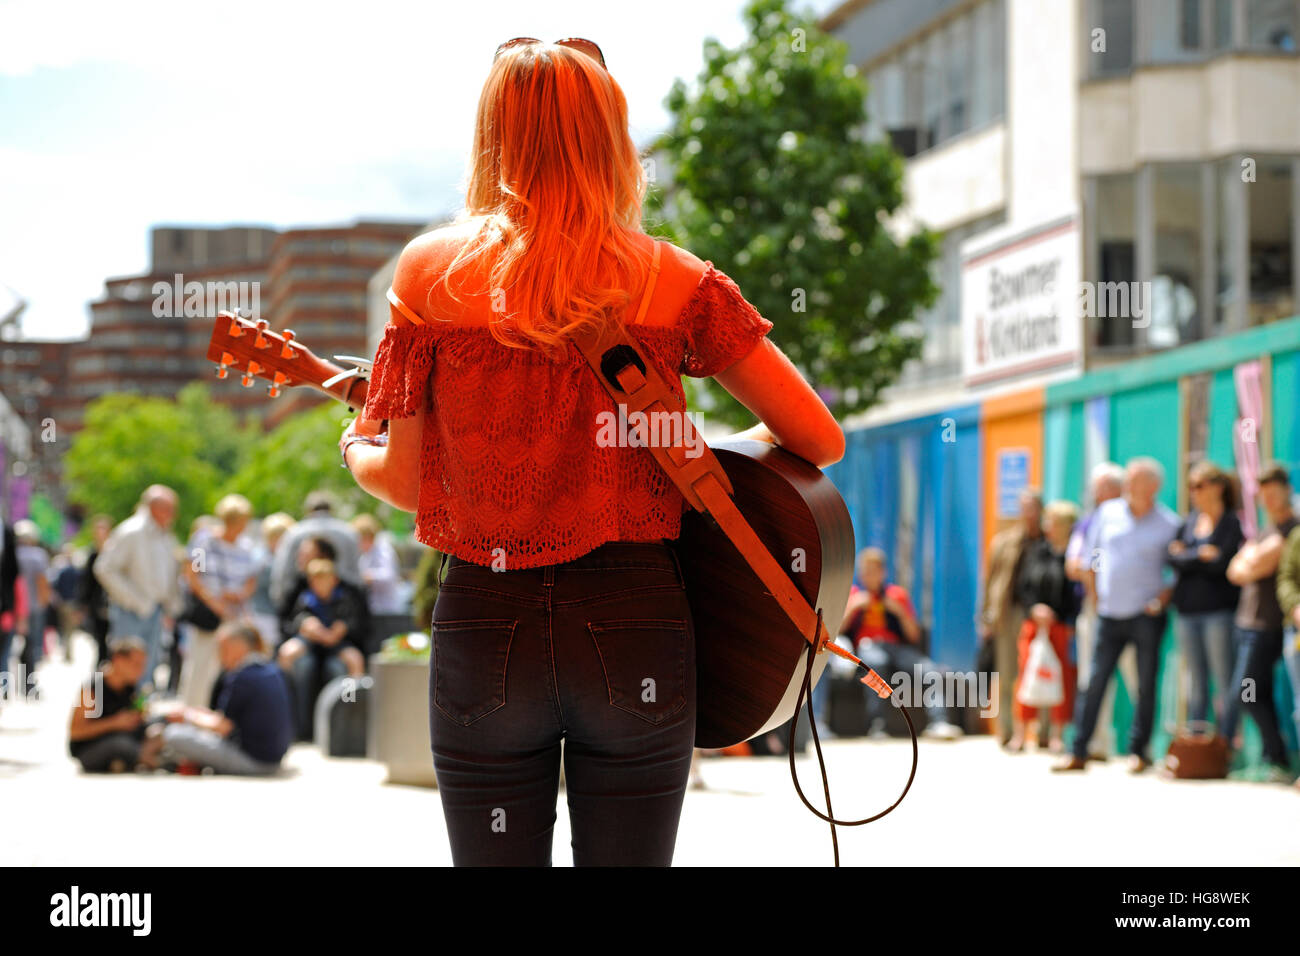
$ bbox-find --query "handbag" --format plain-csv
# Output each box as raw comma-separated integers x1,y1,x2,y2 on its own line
179,591,221,631
1017,624,1064,708
1163,721,1229,779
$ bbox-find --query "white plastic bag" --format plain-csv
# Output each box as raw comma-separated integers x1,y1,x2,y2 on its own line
1017,625,1064,708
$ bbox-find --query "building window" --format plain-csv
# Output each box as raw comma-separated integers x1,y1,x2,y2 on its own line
865,0,1006,158
1146,0,1207,62
944,14,973,139
921,31,944,152
1089,156,1299,352
1214,0,1235,46
1249,159,1295,323
1087,0,1135,75
1088,0,1299,73
1247,0,1299,49
1091,174,1138,349
1215,156,1244,332
1150,164,1204,347
970,0,998,127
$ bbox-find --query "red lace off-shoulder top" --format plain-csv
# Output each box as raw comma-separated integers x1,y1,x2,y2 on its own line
361,241,773,569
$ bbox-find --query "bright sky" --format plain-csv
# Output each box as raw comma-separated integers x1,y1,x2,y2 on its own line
0,0,841,341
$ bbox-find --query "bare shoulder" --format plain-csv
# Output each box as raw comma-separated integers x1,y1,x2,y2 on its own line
654,238,707,278
650,238,710,306
395,221,480,280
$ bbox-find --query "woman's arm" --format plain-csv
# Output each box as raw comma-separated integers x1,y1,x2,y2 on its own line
713,339,844,468
343,408,422,513
1198,513,1243,577
1227,531,1286,585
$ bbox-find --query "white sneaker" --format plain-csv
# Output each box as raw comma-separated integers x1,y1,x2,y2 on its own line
922,721,963,740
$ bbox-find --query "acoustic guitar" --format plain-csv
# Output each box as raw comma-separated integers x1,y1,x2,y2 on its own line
207,312,855,748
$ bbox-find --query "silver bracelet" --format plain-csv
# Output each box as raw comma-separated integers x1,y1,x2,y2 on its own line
340,433,388,471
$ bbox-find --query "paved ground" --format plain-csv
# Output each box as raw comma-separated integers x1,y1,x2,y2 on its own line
4,636,1297,867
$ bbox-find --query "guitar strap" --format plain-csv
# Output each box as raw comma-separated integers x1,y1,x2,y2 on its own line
569,315,890,700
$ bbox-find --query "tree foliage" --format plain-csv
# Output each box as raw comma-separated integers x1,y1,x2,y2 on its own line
63,382,248,533
645,0,940,427
64,385,411,537
221,401,365,519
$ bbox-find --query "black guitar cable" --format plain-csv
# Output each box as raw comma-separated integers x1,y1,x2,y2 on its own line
785,607,919,866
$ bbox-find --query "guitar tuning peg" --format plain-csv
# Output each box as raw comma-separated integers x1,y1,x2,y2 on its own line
241,360,262,387
215,351,235,379
267,371,287,397
227,316,244,337
254,318,270,349
280,329,297,359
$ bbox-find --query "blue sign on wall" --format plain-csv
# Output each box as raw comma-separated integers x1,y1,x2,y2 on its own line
997,449,1030,518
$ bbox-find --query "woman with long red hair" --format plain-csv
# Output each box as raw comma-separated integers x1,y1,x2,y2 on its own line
341,38,843,866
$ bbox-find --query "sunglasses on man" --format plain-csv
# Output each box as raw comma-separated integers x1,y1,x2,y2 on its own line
494,37,606,69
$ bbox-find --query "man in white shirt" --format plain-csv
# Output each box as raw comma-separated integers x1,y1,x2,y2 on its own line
94,485,182,690
1055,458,1179,773
1063,462,1129,759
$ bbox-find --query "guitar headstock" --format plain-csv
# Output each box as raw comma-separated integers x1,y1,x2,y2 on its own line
206,311,369,410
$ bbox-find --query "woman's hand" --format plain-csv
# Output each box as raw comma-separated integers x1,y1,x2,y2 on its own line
726,423,778,445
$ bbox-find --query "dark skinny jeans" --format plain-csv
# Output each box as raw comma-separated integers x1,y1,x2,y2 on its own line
431,540,696,866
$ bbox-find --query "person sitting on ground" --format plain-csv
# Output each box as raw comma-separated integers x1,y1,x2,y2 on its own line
277,558,367,740
839,546,964,740
275,536,371,648
160,621,294,775
67,636,164,773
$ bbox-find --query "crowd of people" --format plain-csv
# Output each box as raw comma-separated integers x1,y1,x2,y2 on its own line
0,486,412,776
832,456,1300,788
8,459,1300,786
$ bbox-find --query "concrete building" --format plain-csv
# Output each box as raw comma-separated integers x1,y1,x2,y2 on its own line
819,0,1300,764
0,340,70,511
823,0,1299,411
260,220,424,426
5,221,422,513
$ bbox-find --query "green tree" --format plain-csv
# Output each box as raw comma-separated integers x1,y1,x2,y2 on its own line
645,0,939,427
177,381,252,479
222,400,412,536
63,383,245,533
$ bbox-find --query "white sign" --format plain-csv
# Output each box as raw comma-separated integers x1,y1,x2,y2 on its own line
961,215,1082,386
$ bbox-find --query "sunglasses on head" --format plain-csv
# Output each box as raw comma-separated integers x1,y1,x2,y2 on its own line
494,37,606,69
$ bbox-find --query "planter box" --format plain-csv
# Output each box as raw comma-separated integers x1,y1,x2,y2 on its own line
368,655,438,788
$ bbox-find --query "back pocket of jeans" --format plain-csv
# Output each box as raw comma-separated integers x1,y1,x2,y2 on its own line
432,619,517,726
586,619,688,724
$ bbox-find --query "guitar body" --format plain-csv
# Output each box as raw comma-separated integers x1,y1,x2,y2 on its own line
673,438,855,749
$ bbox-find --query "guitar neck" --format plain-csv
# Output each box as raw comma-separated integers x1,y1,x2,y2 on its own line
206,312,370,412
309,372,369,409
